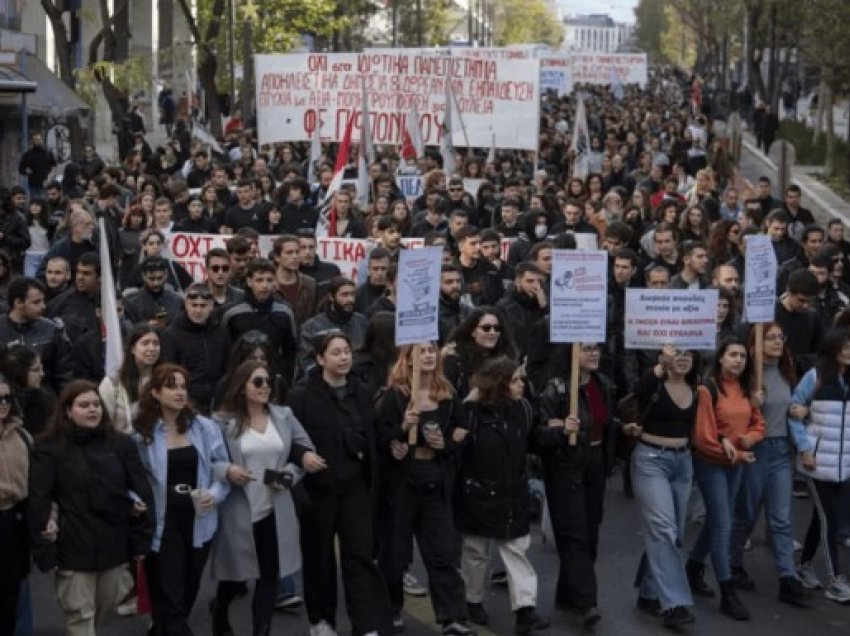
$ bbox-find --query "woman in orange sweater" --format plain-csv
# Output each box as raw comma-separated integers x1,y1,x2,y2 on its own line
686,337,765,621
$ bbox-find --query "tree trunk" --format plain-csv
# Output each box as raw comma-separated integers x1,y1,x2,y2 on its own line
825,83,835,174
198,56,223,138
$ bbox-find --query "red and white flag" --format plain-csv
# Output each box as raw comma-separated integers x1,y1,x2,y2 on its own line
401,104,424,161
316,112,356,236
440,75,456,177
356,80,372,210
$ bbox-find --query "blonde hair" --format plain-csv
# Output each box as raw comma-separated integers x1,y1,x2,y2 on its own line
387,343,454,401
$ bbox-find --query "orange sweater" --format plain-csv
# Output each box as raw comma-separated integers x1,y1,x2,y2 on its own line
694,378,766,464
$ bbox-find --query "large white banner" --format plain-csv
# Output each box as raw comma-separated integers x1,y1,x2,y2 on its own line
743,234,777,323
549,250,608,343
625,289,719,351
255,52,540,149
570,52,648,88
395,247,443,346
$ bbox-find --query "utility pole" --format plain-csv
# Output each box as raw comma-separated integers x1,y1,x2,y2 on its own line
416,0,423,47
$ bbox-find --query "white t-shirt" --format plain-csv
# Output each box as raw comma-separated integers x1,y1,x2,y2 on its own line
240,419,285,523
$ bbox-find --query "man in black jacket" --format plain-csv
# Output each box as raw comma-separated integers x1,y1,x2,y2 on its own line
0,187,32,272
496,262,547,359
278,179,317,234
18,132,55,196
0,277,72,392
161,284,231,413
47,252,100,342
455,227,502,307
438,264,467,344
123,257,183,327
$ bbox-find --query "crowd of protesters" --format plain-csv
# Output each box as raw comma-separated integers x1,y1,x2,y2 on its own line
0,66,849,636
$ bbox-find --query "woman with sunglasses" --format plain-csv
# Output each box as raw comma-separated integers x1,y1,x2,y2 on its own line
536,343,617,628
376,343,473,636
28,380,154,635
443,308,516,399
100,325,162,433
286,332,392,636
622,345,699,627
455,356,548,635
132,364,230,636
788,329,850,603
727,324,811,606
687,337,764,621
213,331,288,411
210,360,324,636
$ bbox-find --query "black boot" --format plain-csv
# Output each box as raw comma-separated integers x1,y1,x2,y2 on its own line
514,606,550,635
778,576,813,608
719,580,750,621
210,598,234,636
686,559,715,597
730,565,756,591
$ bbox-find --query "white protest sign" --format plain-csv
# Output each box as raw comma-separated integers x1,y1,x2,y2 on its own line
395,246,443,346
549,250,608,343
395,172,424,204
540,56,573,96
573,233,598,251
743,234,777,323
462,178,486,198
571,52,648,88
254,51,540,149
625,289,719,350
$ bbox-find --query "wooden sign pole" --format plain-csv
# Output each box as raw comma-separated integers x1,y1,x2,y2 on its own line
568,344,580,446
408,344,421,446
754,323,764,391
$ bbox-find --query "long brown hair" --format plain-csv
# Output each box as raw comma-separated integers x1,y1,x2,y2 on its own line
41,380,113,442
134,364,197,444
218,360,271,438
388,343,453,401
470,356,518,409
748,322,796,387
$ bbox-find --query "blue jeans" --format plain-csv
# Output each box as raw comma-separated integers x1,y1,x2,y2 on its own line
730,437,796,578
277,574,296,597
631,442,694,609
690,457,744,583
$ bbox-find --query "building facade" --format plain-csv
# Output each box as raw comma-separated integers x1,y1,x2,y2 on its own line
562,14,632,53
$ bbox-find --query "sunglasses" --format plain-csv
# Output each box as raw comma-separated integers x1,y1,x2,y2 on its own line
250,376,271,388
208,265,230,273
186,290,213,300
478,324,501,333
0,394,15,405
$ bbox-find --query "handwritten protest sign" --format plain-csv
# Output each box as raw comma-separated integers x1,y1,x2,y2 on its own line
395,172,424,205
540,56,573,96
743,234,777,323
254,51,540,149
549,250,608,343
570,52,648,87
625,289,719,350
395,247,443,346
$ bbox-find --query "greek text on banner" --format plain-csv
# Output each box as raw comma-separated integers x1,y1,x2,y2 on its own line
624,289,719,351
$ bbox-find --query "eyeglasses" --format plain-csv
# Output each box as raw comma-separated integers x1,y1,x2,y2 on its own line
580,345,601,354
448,187,464,192
186,290,213,300
208,265,230,273
477,324,501,333
250,376,272,388
0,394,13,405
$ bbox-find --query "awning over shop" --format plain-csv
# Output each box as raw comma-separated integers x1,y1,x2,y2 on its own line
0,61,36,93
18,52,89,116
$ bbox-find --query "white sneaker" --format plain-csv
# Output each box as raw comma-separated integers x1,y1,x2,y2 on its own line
825,575,850,603
843,537,850,549
402,571,427,597
309,620,339,636
744,538,753,551
793,539,802,551
798,562,823,590
116,596,137,616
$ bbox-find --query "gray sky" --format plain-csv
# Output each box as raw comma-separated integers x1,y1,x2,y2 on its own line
557,0,638,24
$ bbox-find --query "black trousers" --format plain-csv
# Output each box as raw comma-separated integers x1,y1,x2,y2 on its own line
802,478,850,576
544,446,606,610
0,505,28,636
146,520,211,636
218,513,279,634
301,478,393,636
378,477,466,623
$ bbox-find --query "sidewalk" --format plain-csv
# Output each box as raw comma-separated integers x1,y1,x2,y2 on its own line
738,131,850,228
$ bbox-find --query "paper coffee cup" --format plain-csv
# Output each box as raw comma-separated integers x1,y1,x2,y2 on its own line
190,489,209,515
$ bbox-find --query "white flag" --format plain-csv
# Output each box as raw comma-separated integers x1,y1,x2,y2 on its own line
407,104,424,159
570,93,589,181
307,122,321,184
441,75,456,177
99,219,123,381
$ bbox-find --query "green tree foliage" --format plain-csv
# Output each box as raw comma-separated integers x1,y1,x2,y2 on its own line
494,0,564,48
633,0,669,62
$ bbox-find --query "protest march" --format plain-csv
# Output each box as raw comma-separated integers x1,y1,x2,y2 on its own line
4,35,850,636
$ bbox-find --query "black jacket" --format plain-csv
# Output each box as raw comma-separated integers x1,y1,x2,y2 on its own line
496,289,547,359
0,210,31,266
0,315,73,393
453,399,533,540
280,202,318,234
161,312,231,413
286,372,378,493
47,288,99,342
27,429,154,572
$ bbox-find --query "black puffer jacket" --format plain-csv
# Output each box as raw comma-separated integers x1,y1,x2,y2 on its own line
27,428,154,572
453,399,533,540
161,311,231,413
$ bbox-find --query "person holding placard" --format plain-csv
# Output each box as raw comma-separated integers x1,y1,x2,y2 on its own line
376,343,474,636
536,343,618,629
687,337,765,621
624,344,700,627
727,323,812,607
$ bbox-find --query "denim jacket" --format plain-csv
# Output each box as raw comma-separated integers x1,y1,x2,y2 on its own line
133,415,231,551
